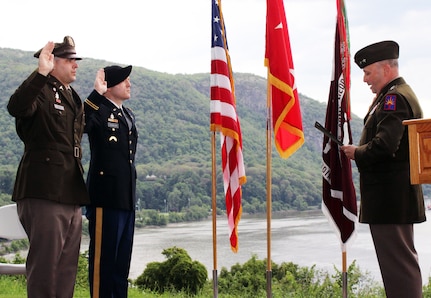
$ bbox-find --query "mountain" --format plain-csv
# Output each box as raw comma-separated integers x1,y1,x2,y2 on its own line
0,47,366,213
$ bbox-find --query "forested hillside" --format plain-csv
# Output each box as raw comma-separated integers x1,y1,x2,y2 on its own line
0,47,367,213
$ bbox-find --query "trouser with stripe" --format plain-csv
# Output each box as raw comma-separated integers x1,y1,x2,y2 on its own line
87,206,135,298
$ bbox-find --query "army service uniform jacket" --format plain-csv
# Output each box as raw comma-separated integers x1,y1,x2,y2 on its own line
7,71,90,205
84,90,138,211
354,77,425,224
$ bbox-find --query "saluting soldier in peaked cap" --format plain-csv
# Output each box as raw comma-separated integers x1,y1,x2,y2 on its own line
342,40,425,298
84,64,138,298
7,35,90,298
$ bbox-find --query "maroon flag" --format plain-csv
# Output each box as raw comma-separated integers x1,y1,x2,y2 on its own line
321,0,357,249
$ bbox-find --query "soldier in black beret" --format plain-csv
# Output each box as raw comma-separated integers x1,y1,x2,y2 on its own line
7,36,90,297
84,65,137,297
342,41,425,297
354,40,399,69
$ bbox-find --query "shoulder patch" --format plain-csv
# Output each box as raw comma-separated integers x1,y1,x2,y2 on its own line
383,94,397,111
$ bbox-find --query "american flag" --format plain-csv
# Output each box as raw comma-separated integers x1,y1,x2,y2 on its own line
321,0,357,249
264,0,304,159
210,0,246,253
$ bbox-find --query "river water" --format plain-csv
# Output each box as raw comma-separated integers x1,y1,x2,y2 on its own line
81,210,431,285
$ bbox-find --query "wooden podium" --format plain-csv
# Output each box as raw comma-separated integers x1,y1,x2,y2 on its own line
403,118,431,184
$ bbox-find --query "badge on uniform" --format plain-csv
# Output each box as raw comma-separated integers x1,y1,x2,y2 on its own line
54,104,64,111
55,91,61,103
52,87,62,104
384,95,396,111
107,113,119,129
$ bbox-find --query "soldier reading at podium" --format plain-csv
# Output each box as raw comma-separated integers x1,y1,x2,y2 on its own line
342,40,425,298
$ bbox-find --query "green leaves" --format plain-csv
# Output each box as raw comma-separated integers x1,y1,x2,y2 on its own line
135,246,207,295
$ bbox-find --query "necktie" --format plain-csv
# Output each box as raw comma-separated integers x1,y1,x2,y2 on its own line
122,108,133,130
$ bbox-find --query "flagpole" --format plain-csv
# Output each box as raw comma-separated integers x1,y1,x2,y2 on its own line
339,0,350,296
342,251,347,298
264,1,304,296
211,132,218,298
266,71,272,298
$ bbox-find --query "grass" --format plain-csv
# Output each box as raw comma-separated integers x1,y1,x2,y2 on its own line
0,270,223,298
0,279,225,298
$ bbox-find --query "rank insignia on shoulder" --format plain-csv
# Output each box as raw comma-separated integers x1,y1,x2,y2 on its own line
384,95,396,111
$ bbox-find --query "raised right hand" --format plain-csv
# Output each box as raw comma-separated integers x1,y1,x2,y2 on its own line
94,69,108,95
37,42,55,76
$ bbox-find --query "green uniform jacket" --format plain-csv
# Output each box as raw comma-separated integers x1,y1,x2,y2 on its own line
7,71,90,205
355,77,425,224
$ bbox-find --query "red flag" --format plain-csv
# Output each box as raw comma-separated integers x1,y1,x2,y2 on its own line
264,0,304,159
321,0,357,249
210,0,246,252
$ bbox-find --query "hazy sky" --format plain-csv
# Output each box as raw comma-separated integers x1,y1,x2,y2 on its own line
1,0,430,118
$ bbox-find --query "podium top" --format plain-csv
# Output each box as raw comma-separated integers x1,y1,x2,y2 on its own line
403,118,431,126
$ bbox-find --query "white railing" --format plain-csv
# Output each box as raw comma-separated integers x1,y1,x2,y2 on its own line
0,204,26,275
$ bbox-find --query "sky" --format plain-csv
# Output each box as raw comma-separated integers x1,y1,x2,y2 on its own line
1,0,430,119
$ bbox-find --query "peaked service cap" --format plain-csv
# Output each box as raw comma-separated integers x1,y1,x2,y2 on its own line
34,36,82,60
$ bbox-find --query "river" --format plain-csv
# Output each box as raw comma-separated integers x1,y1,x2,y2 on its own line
81,210,431,285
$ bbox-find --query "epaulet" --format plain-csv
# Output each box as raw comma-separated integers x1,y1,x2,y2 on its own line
85,98,99,111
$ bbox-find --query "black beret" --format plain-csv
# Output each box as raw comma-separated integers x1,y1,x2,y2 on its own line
104,65,133,88
354,40,399,69
34,36,82,60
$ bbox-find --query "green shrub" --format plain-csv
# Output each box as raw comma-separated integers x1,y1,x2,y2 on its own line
75,251,90,290
135,246,207,295
217,254,384,298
